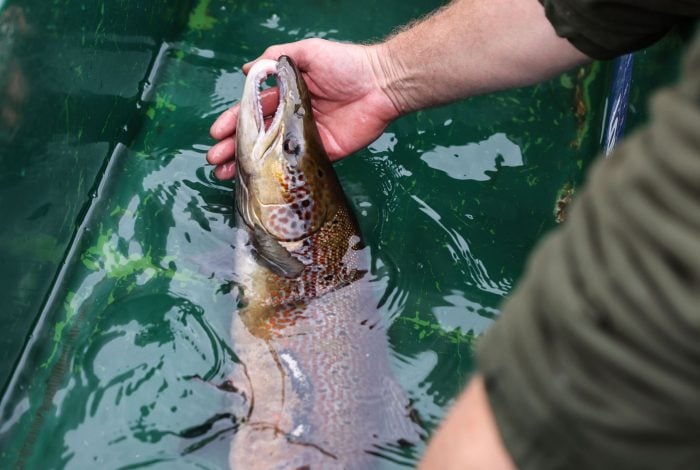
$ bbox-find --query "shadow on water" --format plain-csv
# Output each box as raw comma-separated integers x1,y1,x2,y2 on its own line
0,0,686,468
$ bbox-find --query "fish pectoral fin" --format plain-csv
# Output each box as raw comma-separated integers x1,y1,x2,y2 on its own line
251,225,305,278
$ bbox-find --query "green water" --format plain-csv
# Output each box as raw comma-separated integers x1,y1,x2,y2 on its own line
0,0,685,468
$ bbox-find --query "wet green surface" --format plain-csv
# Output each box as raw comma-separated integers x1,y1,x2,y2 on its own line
0,0,193,393
0,0,686,468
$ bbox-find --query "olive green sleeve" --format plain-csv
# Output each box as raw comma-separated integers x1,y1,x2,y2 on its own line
477,34,700,470
538,0,700,59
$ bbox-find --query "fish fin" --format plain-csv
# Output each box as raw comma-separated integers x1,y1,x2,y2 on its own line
251,225,305,278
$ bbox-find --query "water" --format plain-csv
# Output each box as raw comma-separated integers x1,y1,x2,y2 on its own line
0,0,684,468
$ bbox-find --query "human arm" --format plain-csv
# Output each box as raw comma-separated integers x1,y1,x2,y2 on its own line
207,0,588,179
418,375,516,470
373,0,588,116
422,31,700,469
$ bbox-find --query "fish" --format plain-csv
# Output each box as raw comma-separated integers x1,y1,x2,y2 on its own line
229,56,422,469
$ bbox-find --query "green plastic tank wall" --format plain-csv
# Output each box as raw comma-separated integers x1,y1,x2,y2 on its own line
0,0,193,387
0,0,686,468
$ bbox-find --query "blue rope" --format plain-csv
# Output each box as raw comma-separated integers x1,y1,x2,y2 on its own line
603,53,634,156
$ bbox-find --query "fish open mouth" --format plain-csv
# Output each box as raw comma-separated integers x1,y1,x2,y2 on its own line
247,59,287,143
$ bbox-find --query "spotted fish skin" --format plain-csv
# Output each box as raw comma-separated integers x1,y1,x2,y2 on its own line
230,56,421,469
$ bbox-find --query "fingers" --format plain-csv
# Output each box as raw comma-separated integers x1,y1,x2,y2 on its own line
207,140,236,180
207,139,236,179
207,137,235,165
259,87,281,116
210,107,238,140
214,162,236,180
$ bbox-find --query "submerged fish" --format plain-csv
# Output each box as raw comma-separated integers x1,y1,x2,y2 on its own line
230,56,421,469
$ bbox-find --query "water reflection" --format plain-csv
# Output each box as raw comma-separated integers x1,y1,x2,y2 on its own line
411,195,511,296
60,294,235,468
0,0,599,468
35,148,241,467
432,290,497,335
211,68,244,114
420,132,523,181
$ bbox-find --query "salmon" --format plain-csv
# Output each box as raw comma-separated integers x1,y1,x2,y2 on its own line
229,56,421,469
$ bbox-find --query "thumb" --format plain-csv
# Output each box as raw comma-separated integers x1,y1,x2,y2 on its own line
242,39,324,74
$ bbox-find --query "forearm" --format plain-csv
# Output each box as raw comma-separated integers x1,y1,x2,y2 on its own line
419,376,516,470
368,0,589,115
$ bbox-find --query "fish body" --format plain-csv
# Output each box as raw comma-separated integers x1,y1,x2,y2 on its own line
230,56,420,469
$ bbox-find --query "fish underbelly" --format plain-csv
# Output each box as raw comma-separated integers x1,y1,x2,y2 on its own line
229,278,418,469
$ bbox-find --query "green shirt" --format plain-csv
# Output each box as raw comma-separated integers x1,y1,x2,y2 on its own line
478,3,700,469
539,0,699,59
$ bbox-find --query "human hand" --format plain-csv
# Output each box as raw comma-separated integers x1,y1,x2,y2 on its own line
207,38,401,179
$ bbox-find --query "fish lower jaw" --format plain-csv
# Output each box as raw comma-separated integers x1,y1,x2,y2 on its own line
251,127,283,164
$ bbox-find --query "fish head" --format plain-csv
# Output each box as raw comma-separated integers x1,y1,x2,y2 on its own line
235,55,342,244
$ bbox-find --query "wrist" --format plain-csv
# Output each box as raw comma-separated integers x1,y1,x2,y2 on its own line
365,42,414,119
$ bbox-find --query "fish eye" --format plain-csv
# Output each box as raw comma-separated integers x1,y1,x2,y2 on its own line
283,138,300,156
